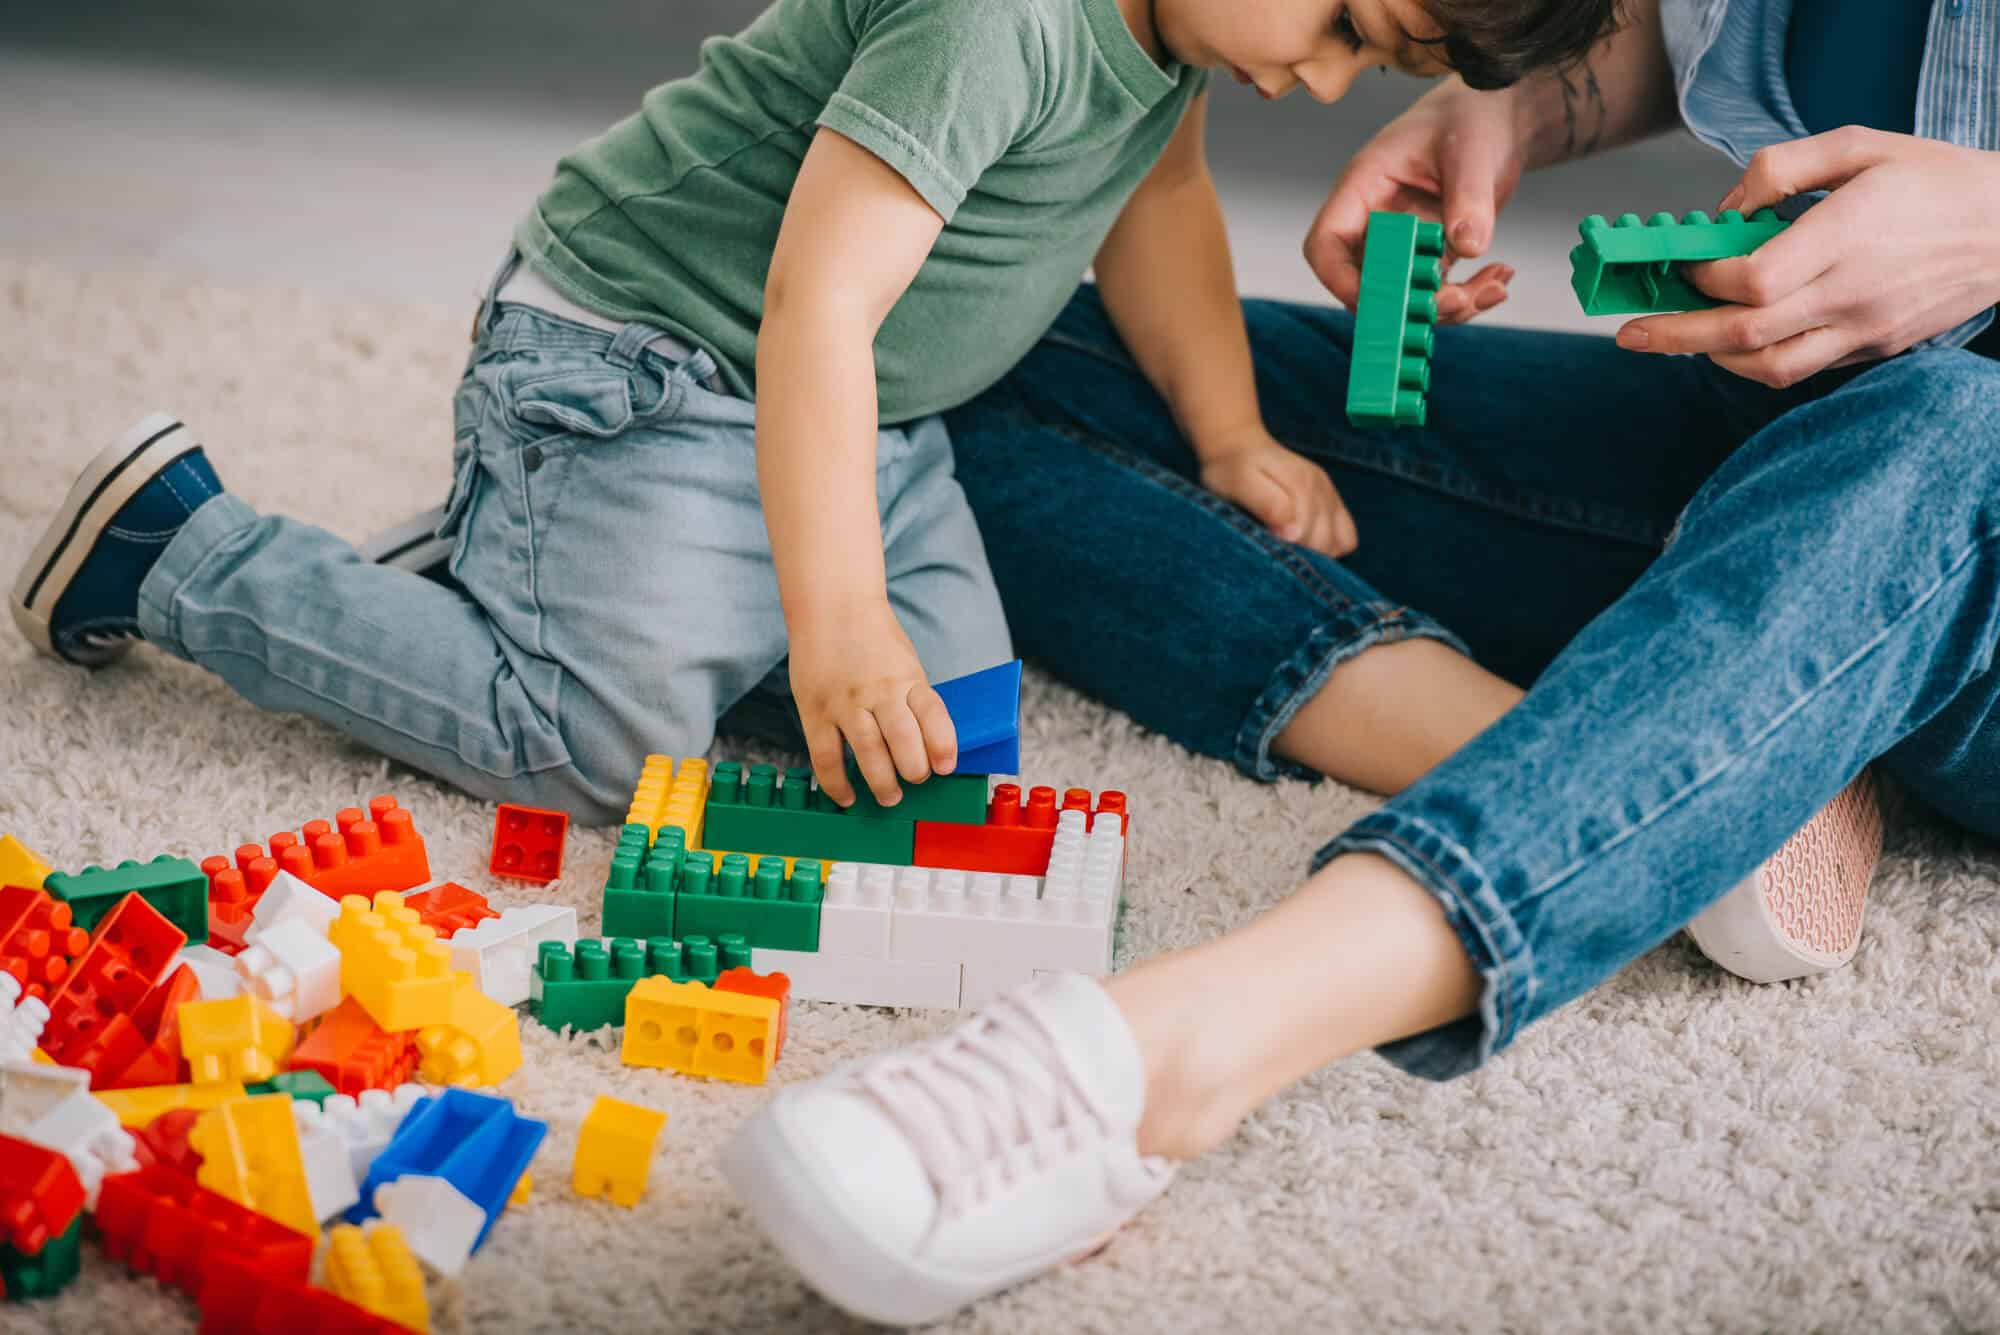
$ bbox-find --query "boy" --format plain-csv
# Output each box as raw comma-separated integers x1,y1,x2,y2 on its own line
13,0,1525,818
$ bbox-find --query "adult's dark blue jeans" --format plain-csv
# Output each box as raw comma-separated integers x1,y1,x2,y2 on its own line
944,285,2000,1079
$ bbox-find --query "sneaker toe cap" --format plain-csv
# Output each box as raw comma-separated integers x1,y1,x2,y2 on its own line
769,1086,938,1253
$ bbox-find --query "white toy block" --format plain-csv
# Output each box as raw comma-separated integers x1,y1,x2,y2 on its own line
751,947,962,1009
243,869,340,943
960,957,1042,1008
296,1083,426,1186
172,944,245,999
0,1061,87,1137
888,858,1115,977
0,975,50,1064
817,863,894,957
294,1113,361,1221
374,1173,484,1276
235,918,342,1022
0,1064,137,1207
448,904,576,1007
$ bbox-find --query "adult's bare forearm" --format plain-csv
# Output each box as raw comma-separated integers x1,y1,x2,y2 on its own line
1514,0,1681,170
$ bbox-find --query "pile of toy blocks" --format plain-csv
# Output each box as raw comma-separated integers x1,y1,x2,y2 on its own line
546,659,1132,1029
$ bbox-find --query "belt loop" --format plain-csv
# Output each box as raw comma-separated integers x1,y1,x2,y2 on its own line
606,321,671,369
477,250,524,338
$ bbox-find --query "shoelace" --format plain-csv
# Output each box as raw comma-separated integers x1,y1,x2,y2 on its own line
79,628,141,649
856,991,1112,1221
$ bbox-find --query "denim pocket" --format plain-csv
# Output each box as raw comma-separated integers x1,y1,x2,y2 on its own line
512,368,638,439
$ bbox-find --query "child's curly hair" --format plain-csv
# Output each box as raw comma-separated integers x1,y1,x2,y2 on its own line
1424,0,1626,89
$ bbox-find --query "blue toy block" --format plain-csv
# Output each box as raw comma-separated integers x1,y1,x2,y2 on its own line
935,659,1022,775
349,1088,547,1250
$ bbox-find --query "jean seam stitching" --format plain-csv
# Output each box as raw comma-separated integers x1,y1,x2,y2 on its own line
1525,524,2000,904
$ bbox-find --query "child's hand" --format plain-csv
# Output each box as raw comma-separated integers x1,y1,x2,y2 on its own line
1615,129,2000,387
787,594,956,808
1304,77,1521,325
1199,432,1358,557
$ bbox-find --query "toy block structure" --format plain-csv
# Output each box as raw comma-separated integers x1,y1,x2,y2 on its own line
843,766,993,823
402,880,498,936
625,754,711,844
706,761,916,864
571,1094,667,1208
0,1060,138,1205
490,803,569,882
0,975,49,1066
529,934,736,1032
294,1084,425,1188
41,891,184,1084
96,1079,247,1129
446,904,576,1007
0,885,88,1003
224,796,431,905
0,835,51,891
95,1161,315,1302
286,996,420,1096
0,1132,85,1256
912,784,1124,876
178,993,296,1084
188,1093,319,1235
415,983,522,1088
326,1221,430,1332
1346,210,1444,429
235,917,343,1023
716,966,791,1059
45,854,208,943
623,976,779,1084
329,891,459,1031
243,869,341,944
200,845,284,954
103,961,200,1088
602,823,683,940
674,849,825,950
1569,208,1790,314
0,1211,81,1301
932,658,1023,775
353,1088,546,1258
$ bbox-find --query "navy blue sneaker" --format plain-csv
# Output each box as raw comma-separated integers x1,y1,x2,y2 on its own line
11,413,224,666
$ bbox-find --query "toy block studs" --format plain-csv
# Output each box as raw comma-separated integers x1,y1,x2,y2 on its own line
622,977,779,1084
286,996,421,1096
0,886,88,1004
489,804,569,882
329,891,460,1031
572,1094,668,1207
1347,211,1443,429
626,755,711,843
1569,207,1790,314
326,1221,430,1332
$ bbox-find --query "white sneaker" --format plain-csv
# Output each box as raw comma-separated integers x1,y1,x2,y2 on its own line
722,972,1172,1327
1686,770,1883,983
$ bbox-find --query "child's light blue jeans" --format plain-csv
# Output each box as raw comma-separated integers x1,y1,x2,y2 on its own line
944,285,2000,1080
135,261,1012,824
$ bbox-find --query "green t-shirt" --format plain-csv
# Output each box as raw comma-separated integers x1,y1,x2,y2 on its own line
515,0,1205,422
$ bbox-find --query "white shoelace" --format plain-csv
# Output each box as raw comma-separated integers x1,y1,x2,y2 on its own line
80,629,140,648
856,991,1113,1222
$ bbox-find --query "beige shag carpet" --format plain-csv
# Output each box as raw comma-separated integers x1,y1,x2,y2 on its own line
3,260,1998,1334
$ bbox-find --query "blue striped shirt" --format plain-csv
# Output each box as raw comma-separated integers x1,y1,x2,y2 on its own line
1662,0,1996,346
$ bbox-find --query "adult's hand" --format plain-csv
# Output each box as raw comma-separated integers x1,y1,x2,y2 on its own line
1616,128,2000,386
1304,76,1523,323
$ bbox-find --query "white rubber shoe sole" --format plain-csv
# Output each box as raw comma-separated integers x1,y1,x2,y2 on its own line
1687,771,1883,983
10,412,195,660
356,503,453,575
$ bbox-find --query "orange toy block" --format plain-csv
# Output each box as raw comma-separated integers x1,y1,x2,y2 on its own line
229,797,431,905
622,977,778,1085
100,963,199,1089
199,845,283,954
715,966,791,1061
286,996,419,1096
328,892,459,1032
178,994,296,1085
401,882,498,936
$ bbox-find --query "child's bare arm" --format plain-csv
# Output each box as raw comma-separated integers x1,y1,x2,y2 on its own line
1094,93,1357,557
758,128,957,807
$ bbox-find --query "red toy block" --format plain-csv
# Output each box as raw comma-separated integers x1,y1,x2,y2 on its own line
912,784,1131,876
95,1165,313,1303
42,892,186,1084
132,1108,205,1180
0,1134,86,1255
278,797,430,899
201,844,283,954
402,880,499,935
101,963,199,1089
200,1252,407,1335
716,966,792,1060
0,884,89,1001
490,804,570,882
287,996,420,1095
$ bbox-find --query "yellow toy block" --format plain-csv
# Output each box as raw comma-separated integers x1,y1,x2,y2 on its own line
0,834,51,889
329,891,459,1031
326,1221,429,1332
626,754,710,846
623,977,777,1085
179,994,296,1084
415,982,522,1088
509,1171,532,1206
94,1080,247,1128
30,1047,53,1065
571,1094,667,1208
189,1093,318,1235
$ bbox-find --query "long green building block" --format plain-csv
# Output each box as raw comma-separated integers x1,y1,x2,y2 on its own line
530,934,739,1032
0,1214,82,1300
1346,211,1442,429
843,761,989,824
704,762,915,864
1569,208,1789,315
602,823,682,940
673,851,823,951
45,855,207,942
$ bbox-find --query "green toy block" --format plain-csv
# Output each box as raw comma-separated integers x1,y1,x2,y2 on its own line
0,1214,82,1301
244,1069,338,1106
44,855,207,942
1346,211,1442,429
532,935,723,1030
705,762,915,864
1569,208,1789,315
843,761,989,824
602,825,682,940
643,933,725,986
673,851,823,951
